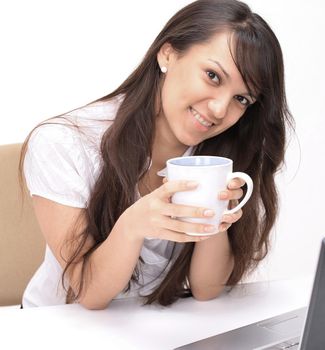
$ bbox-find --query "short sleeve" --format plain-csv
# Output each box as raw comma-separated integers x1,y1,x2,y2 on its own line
24,123,94,208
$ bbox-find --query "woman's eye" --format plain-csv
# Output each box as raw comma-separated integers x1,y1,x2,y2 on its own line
206,71,220,84
235,95,250,107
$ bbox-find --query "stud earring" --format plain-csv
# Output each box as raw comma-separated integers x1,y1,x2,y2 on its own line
160,66,168,73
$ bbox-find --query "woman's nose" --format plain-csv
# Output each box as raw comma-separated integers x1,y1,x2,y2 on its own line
208,99,229,120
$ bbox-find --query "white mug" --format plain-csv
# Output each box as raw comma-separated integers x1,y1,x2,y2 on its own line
166,156,253,236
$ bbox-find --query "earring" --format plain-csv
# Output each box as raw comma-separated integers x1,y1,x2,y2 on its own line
160,66,168,73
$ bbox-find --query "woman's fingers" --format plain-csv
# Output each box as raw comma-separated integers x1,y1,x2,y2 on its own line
161,179,243,202
221,209,243,224
161,202,215,219
228,178,246,189
218,223,232,232
218,188,243,200
154,227,212,243
218,207,243,231
219,177,245,200
161,216,217,235
156,180,198,199
150,178,245,239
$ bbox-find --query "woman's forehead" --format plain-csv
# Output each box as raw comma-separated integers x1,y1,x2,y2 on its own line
186,33,247,79
183,31,236,65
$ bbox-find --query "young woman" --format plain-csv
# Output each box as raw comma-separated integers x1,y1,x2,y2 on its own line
20,0,293,309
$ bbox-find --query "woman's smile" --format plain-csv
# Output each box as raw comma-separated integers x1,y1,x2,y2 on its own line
189,106,215,131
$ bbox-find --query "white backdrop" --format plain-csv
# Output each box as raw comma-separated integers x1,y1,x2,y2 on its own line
1,0,324,282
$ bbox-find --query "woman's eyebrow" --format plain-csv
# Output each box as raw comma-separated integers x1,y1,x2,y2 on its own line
208,58,230,79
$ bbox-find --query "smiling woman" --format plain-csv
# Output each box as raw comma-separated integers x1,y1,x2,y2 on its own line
156,31,258,147
18,0,293,309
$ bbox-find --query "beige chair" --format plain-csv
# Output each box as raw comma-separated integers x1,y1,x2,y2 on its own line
0,143,45,306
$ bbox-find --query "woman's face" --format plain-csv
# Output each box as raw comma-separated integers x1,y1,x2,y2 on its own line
157,31,256,148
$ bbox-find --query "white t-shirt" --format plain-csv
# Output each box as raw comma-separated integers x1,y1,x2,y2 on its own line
22,96,194,307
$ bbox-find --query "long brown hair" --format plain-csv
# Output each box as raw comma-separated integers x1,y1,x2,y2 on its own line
20,0,293,306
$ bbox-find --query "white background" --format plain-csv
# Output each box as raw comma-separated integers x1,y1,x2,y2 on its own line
1,0,324,282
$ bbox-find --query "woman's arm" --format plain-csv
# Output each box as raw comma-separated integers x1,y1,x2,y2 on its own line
32,180,214,310
32,195,145,310
188,178,245,300
188,230,234,300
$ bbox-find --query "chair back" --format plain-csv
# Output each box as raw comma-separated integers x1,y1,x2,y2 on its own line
0,143,45,306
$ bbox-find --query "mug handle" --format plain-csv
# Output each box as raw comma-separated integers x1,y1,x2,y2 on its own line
224,172,253,215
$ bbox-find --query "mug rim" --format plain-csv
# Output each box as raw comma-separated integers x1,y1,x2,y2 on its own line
167,155,233,167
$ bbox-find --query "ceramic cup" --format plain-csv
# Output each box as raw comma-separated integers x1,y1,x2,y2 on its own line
166,156,253,236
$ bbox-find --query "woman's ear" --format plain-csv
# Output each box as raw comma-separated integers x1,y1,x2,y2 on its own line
157,43,175,69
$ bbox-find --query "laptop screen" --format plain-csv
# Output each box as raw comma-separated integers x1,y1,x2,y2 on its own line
300,238,325,349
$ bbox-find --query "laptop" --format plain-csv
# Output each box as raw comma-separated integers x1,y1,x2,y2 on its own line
175,238,325,350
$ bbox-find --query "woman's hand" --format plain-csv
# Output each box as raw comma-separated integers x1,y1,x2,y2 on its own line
124,180,216,243
217,178,245,232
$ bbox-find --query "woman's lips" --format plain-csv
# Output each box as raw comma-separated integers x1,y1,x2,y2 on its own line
189,107,214,130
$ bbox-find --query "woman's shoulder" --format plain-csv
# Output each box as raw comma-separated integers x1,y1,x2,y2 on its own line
29,95,123,149
67,94,124,123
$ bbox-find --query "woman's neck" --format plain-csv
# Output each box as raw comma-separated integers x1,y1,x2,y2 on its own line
138,119,189,197
152,117,188,171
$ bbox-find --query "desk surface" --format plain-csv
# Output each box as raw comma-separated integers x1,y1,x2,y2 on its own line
0,278,312,350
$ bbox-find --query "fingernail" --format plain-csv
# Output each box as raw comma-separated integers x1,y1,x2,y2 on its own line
187,181,199,188
229,180,237,189
219,191,228,200
203,209,215,217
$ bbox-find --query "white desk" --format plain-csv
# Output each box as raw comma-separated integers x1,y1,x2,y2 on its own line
0,278,312,350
